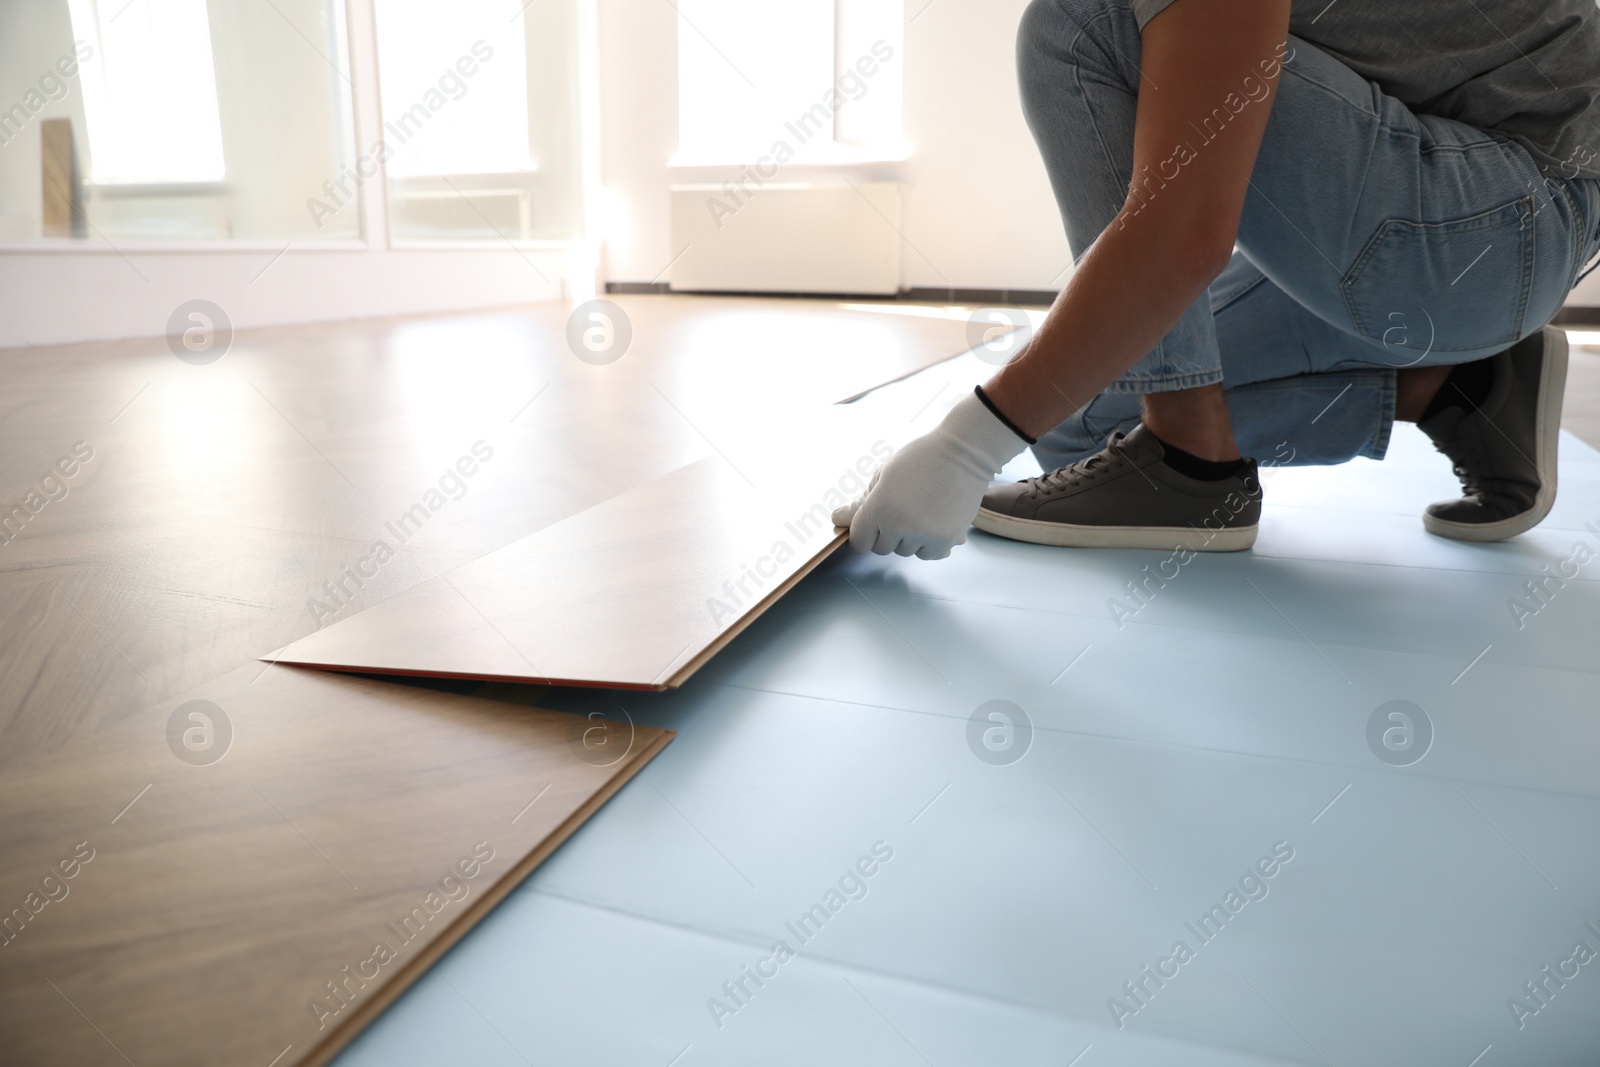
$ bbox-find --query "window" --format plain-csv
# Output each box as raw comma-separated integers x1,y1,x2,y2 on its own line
5,0,361,241
373,0,532,178
3,0,579,243
66,0,226,184
373,0,583,242
676,0,903,165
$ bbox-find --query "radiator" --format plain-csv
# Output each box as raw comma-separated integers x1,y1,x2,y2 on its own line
668,181,903,295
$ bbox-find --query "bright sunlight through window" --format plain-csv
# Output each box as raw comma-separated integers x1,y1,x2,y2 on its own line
67,0,227,184
373,0,534,178
676,0,903,165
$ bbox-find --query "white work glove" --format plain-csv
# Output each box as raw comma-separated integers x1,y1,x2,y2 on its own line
832,390,1029,559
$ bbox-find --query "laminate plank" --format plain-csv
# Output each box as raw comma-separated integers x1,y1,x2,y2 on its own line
0,572,149,767
266,455,855,689
0,662,671,1067
0,522,467,770
261,363,961,690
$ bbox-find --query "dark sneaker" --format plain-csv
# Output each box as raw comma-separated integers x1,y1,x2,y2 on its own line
974,424,1261,551
1418,326,1567,542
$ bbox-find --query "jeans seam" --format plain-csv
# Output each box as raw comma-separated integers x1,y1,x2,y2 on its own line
1345,128,1379,277
1103,369,1224,394
1278,43,1380,121
1516,197,1535,337
1555,178,1597,292
1366,369,1397,461
1554,176,1581,295
1071,8,1136,201
1341,221,1390,338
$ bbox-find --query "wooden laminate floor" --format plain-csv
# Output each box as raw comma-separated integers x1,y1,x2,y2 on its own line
0,295,980,769
0,295,984,1066
0,664,670,1067
261,395,949,690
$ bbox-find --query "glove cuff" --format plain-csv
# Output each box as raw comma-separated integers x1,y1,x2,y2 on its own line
974,385,1036,444
939,389,1032,475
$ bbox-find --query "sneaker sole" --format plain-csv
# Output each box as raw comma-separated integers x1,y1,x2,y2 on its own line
973,508,1257,551
1423,326,1567,543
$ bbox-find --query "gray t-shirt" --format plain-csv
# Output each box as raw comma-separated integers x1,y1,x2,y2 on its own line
1130,0,1600,179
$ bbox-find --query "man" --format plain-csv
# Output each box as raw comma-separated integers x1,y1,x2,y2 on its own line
835,0,1600,557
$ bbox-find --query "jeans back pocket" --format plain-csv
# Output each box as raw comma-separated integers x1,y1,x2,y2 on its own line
1341,197,1534,355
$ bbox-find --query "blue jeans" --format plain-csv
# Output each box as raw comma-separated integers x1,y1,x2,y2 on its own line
1019,0,1600,469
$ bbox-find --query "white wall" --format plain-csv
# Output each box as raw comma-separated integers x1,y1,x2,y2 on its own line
1574,266,1600,305
896,0,1070,291
0,245,566,349
594,0,676,286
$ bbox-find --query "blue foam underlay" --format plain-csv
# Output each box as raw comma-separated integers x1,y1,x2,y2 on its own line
335,423,1600,1067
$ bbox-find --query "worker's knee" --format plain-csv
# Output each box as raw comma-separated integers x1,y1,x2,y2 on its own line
1016,0,1140,99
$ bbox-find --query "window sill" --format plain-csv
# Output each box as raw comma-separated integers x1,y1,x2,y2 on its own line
387,238,577,251
84,181,231,199
388,166,542,182
0,238,368,253
669,149,907,169
668,153,908,186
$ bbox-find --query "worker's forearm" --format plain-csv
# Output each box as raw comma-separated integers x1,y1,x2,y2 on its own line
984,0,1289,443
981,209,1229,441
